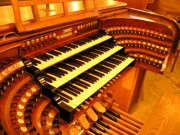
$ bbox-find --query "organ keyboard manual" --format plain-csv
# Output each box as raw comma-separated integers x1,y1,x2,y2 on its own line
0,0,179,135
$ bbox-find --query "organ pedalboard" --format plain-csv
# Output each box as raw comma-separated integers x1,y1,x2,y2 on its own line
0,2,180,135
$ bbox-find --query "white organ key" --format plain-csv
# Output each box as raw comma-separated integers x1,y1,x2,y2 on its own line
60,90,85,106
104,57,134,79
44,73,67,87
57,94,77,108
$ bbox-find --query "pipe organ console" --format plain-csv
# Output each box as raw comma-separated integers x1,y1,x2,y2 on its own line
0,0,179,135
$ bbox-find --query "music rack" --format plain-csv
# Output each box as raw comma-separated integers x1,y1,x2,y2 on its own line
10,0,98,33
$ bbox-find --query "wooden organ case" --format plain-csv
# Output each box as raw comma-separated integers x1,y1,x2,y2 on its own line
0,0,179,135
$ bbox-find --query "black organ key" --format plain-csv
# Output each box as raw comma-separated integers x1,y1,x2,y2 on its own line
60,86,78,96
91,66,107,74
78,73,98,83
85,72,99,81
56,62,75,71
93,48,104,54
77,75,95,84
66,82,83,92
48,50,61,56
62,87,78,97
63,58,81,68
72,40,85,46
54,65,70,73
55,92,70,103
89,127,102,135
113,55,126,61
88,33,102,40
87,69,104,77
89,48,104,55
66,44,78,49
116,52,128,58
93,123,106,133
105,58,116,65
71,58,85,65
87,35,97,40
77,77,95,84
36,53,53,62
95,46,110,51
44,66,67,77
81,51,97,59
108,57,122,65
76,39,86,43
56,88,73,100
61,84,81,94
104,112,117,122
101,61,116,68
57,96,69,104
115,53,127,60
30,58,41,65
43,76,53,83
73,55,91,62
102,41,116,47
97,120,110,129
80,37,92,42
45,53,54,58
36,54,48,61
95,65,111,73
107,109,121,118
43,53,54,59
53,95,62,102
71,78,90,88
56,46,71,53
88,51,98,58
40,71,56,81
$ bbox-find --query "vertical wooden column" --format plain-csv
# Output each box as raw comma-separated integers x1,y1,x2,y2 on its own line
31,5,40,22
84,0,89,12
10,0,24,32
62,2,68,16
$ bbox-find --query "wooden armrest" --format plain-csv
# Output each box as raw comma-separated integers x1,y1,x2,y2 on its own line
138,92,180,135
171,48,180,72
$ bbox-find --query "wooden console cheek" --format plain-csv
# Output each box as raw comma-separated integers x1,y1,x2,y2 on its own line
107,67,146,112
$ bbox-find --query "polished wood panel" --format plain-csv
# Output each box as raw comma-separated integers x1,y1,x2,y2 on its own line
0,0,10,6
154,0,180,14
108,67,146,112
117,0,148,9
146,0,180,22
